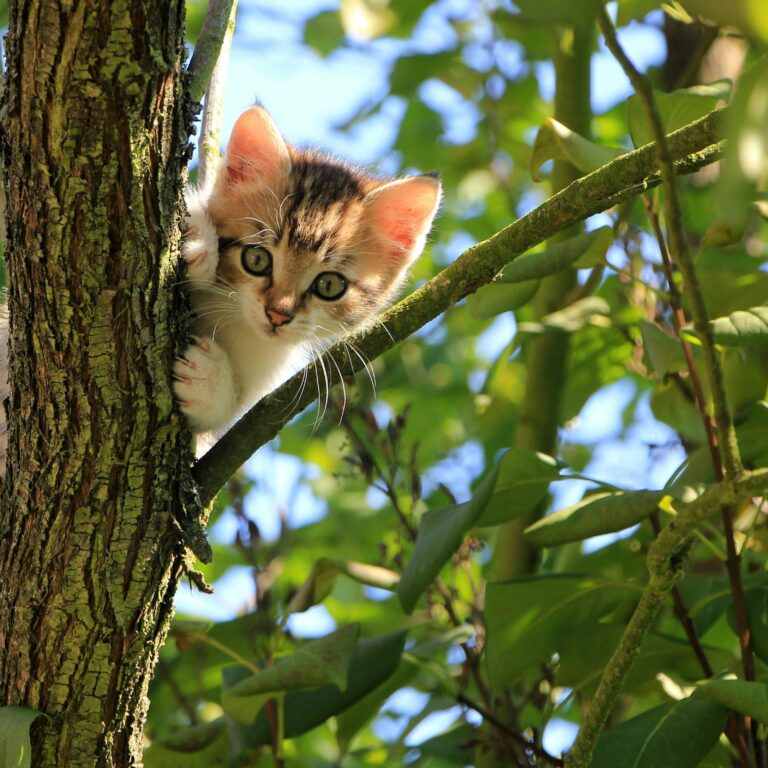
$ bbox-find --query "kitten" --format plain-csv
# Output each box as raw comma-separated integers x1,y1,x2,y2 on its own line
173,106,441,435
0,106,441,477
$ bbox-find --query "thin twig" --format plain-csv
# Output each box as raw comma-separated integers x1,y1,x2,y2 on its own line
192,112,725,507
197,0,238,190
457,692,564,767
608,7,754,755
187,0,236,104
649,510,712,676
597,8,741,480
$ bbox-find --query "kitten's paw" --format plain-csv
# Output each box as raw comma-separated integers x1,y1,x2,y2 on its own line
173,336,237,433
183,189,219,285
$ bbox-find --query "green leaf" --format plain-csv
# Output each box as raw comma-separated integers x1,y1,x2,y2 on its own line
531,118,622,181
485,575,637,688
0,706,46,768
185,0,208,44
397,459,499,614
304,10,345,56
477,448,561,527
416,723,477,763
143,719,229,768
517,296,611,335
640,320,688,378
523,490,663,547
590,693,729,768
695,247,768,318
398,448,556,613
680,0,768,44
236,631,407,747
627,81,731,149
466,280,540,318
493,227,613,285
700,679,768,723
717,59,768,225
222,624,360,724
557,624,737,696
514,0,601,27
617,0,663,24
335,658,418,753
683,306,768,347
390,52,462,97
285,559,399,616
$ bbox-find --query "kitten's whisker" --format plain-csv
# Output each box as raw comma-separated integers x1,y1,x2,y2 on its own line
370,316,395,344
310,337,331,433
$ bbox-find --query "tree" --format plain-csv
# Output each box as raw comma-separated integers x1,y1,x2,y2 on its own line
1,1,767,767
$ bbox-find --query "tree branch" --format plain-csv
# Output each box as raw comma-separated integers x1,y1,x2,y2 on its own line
597,9,741,480
596,12,755,759
565,467,768,768
187,0,236,105
193,110,725,507
196,0,237,190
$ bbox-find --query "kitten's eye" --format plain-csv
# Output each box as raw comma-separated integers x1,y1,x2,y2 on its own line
241,245,272,276
312,272,348,301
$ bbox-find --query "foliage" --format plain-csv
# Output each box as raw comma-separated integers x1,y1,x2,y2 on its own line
142,1,768,766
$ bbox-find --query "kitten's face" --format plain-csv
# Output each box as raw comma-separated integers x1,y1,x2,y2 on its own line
207,107,441,348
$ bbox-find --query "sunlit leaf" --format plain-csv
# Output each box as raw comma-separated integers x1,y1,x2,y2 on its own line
485,575,637,688
222,624,360,724
627,81,730,149
523,490,663,547
0,706,46,768
680,0,768,44
700,679,768,723
590,694,728,768
492,227,613,284
467,280,540,318
531,118,622,181
185,0,208,44
682,306,768,347
143,719,229,767
235,631,407,746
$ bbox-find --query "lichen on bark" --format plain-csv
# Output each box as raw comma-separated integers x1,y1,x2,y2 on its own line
0,1,197,765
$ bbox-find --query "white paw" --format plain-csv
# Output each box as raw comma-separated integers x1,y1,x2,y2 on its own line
173,337,238,433
183,188,219,285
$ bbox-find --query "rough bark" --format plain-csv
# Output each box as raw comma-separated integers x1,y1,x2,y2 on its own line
0,1,194,765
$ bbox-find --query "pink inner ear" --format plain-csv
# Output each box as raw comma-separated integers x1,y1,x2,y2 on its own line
367,177,441,257
223,107,290,185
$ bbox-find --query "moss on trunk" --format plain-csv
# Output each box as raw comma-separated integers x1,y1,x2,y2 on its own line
0,1,195,764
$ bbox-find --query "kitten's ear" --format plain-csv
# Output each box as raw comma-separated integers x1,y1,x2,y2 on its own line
221,106,291,185
362,175,442,264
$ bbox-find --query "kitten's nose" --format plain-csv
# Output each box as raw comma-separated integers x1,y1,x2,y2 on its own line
265,307,293,327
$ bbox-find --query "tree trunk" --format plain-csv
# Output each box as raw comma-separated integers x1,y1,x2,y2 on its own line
0,1,194,765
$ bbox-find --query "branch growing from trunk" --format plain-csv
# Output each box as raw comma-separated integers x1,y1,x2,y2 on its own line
196,0,238,190
193,110,726,507
187,0,236,104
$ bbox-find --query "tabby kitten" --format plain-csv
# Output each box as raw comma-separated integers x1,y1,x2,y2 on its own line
0,107,441,476
174,106,441,434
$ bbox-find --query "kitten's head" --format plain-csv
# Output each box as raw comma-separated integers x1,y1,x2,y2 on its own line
207,106,441,346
